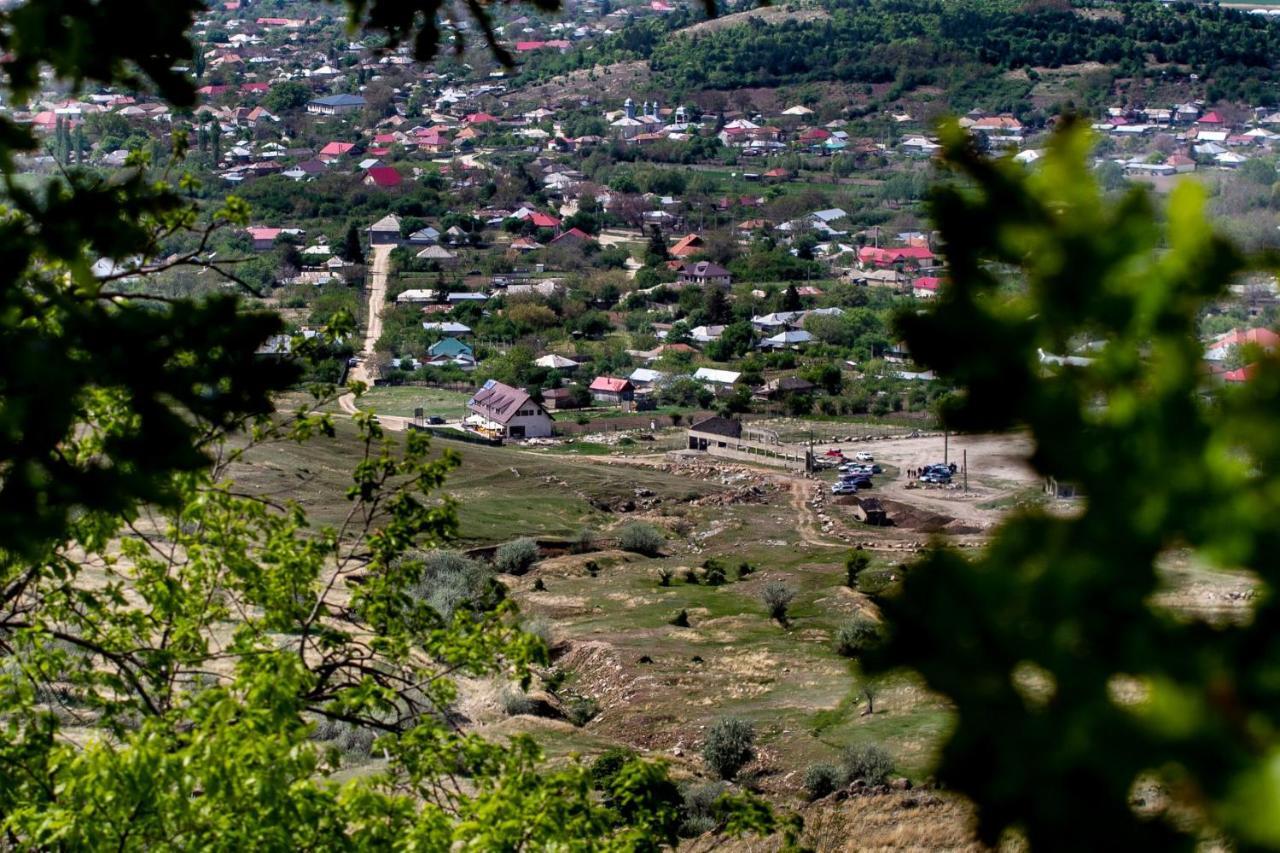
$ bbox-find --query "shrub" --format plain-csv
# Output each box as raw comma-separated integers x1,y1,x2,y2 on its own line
703,564,727,586
495,537,539,575
679,781,729,836
618,522,664,556
502,688,536,716
761,581,796,625
590,747,636,789
585,560,599,577
657,568,674,586
803,762,843,800
407,550,492,618
702,717,755,780
841,743,894,786
670,609,690,627
684,568,701,584
572,528,596,554
736,561,754,579
523,614,554,647
845,550,870,588
532,577,546,591
835,616,882,658
566,696,599,727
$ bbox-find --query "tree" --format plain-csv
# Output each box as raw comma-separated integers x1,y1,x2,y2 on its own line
702,717,756,780
645,225,668,265
760,581,796,626
263,80,312,113
341,222,365,264
870,119,1280,849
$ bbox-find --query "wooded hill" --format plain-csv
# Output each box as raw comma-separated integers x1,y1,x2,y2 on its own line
518,0,1280,111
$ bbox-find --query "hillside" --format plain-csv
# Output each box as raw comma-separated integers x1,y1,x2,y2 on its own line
513,0,1280,115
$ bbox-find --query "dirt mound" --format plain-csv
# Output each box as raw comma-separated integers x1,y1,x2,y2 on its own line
872,498,982,535
556,640,639,710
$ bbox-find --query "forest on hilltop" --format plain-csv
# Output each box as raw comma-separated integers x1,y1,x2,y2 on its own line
520,0,1280,111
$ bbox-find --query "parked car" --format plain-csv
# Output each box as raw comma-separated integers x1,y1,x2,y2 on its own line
922,473,951,484
855,452,874,462
425,415,445,425
831,482,859,495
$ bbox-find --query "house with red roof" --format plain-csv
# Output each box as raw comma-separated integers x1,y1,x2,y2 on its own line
240,82,269,94
670,234,705,258
1206,327,1280,361
1198,111,1226,126
528,212,561,230
913,276,942,298
858,246,935,269
515,41,547,52
246,226,283,251
364,166,403,190
550,227,594,246
318,141,356,162
196,84,233,99
1222,363,1260,384
589,376,634,405
463,112,497,125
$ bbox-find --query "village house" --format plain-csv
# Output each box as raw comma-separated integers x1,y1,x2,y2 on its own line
588,376,634,405
307,94,367,116
677,260,732,288
465,380,554,439
368,214,402,245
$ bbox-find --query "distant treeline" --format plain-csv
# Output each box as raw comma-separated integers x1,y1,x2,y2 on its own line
522,0,1280,109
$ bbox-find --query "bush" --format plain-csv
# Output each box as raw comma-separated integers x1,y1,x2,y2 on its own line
590,747,636,789
670,609,690,627
502,688,537,716
803,762,843,800
841,743,894,786
761,581,796,625
702,717,755,780
680,781,729,836
684,568,701,584
572,528,596,554
845,550,870,588
407,550,492,618
657,568,674,586
495,537,539,575
704,564,727,586
523,614,554,647
835,616,882,658
566,696,599,727
618,522,664,556
736,561,754,579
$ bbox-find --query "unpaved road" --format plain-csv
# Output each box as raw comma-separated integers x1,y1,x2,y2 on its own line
340,244,412,428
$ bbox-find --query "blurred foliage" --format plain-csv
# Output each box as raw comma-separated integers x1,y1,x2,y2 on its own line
870,118,1280,848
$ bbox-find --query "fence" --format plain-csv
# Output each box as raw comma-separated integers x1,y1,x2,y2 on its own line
407,423,502,447
553,410,718,436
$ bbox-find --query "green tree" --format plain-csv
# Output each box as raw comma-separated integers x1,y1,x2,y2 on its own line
341,222,365,264
263,80,312,113
871,119,1280,849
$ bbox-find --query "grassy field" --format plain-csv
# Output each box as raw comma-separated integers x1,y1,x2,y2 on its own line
358,385,473,420
224,414,1259,846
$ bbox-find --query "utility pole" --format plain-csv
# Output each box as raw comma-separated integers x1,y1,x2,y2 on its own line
963,448,968,492
944,429,949,466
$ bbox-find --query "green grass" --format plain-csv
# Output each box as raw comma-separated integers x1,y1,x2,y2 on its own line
358,386,473,420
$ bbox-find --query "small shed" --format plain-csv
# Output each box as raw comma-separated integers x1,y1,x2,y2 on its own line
851,497,889,526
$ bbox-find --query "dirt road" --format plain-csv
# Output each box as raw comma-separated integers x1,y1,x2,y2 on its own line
339,244,403,424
